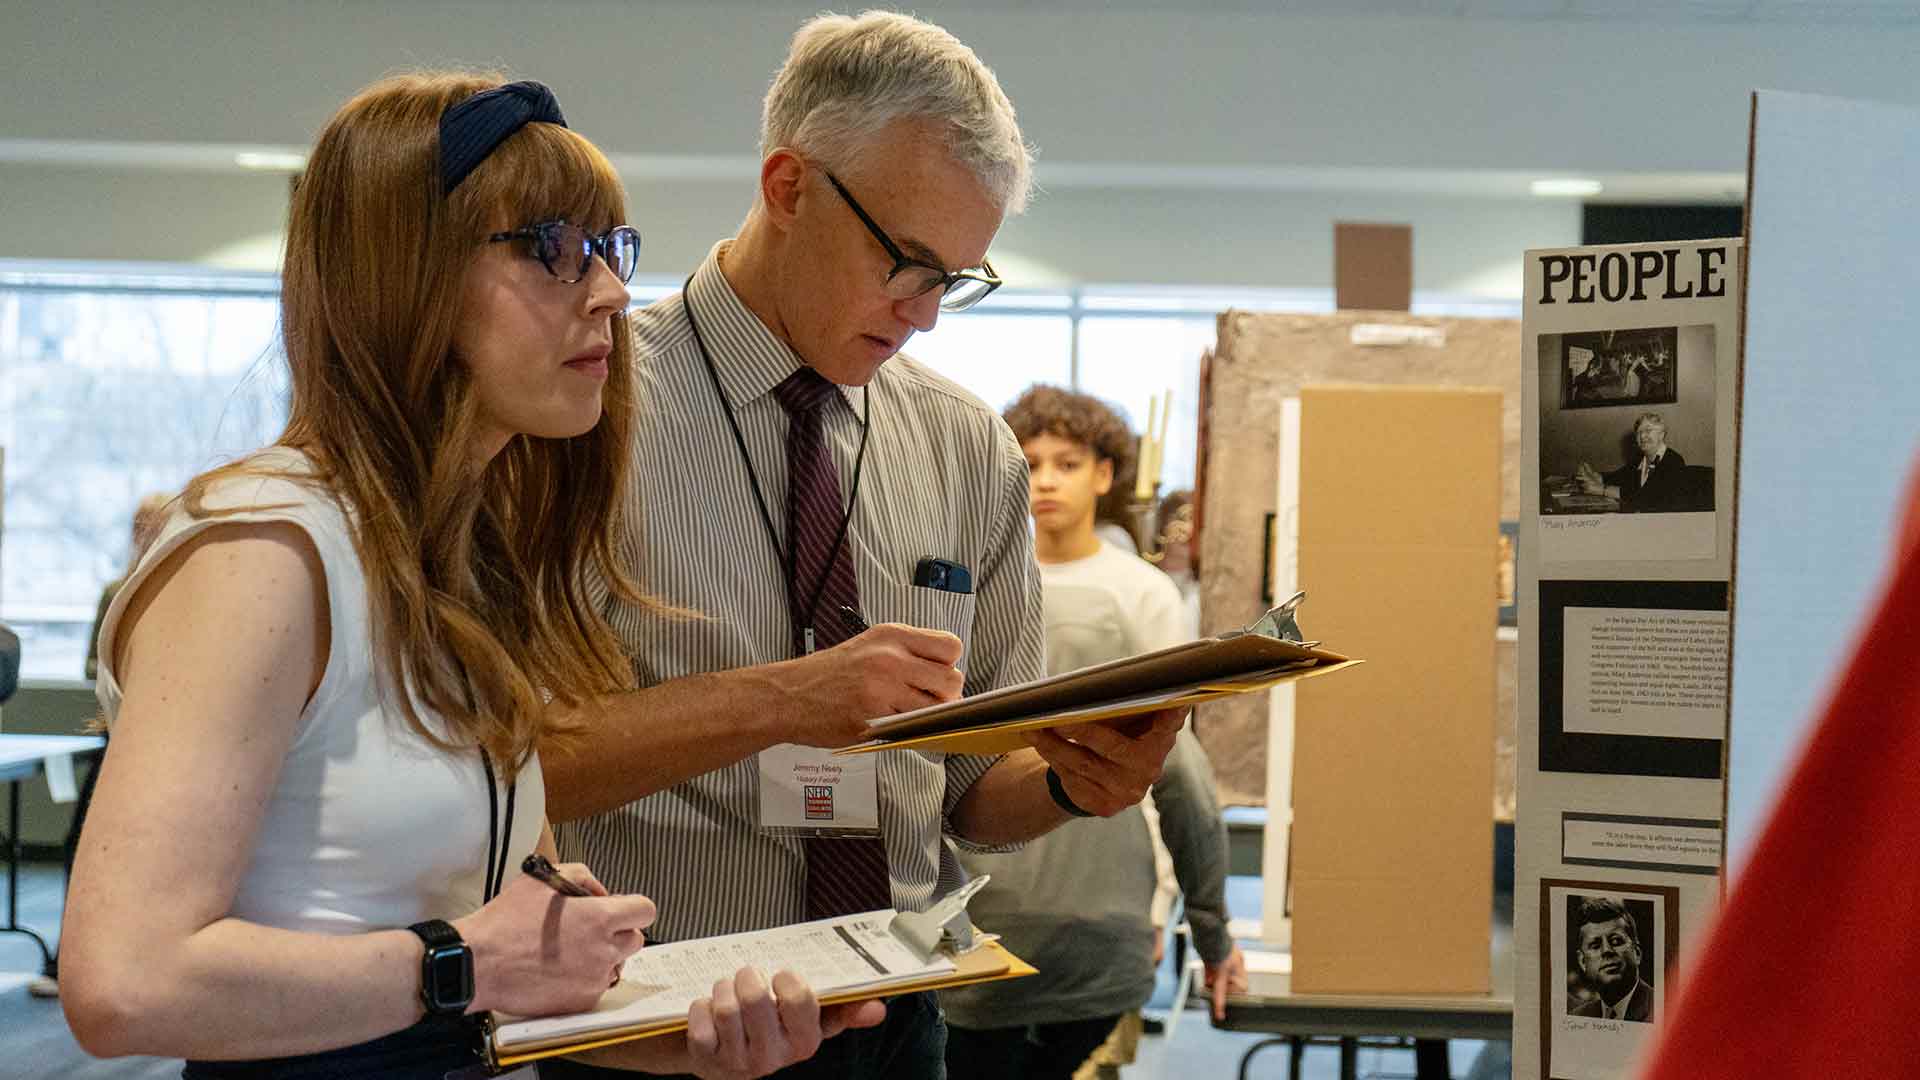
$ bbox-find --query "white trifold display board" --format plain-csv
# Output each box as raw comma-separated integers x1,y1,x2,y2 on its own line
1515,87,1920,1080
1514,239,1741,1080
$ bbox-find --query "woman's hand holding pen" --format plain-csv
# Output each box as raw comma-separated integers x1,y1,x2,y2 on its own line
451,860,655,1017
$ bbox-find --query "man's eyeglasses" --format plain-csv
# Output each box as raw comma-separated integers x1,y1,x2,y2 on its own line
487,221,641,284
821,171,1001,313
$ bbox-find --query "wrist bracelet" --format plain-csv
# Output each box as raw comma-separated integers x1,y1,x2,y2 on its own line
1045,767,1095,818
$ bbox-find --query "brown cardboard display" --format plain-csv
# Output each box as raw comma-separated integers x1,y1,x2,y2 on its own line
1288,386,1497,995
1334,222,1413,312
1194,311,1519,811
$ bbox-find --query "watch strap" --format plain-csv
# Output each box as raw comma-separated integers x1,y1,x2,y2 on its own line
408,918,473,1016
408,918,462,949
1045,767,1096,818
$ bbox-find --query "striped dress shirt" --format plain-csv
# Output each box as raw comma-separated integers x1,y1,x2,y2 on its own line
555,244,1047,942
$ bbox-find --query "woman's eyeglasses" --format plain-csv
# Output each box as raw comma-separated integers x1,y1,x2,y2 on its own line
487,221,641,284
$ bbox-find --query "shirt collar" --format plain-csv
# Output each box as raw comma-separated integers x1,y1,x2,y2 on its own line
1606,982,1640,1020
685,242,865,420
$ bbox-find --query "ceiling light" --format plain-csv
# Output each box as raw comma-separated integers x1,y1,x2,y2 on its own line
1531,178,1603,198
234,150,306,172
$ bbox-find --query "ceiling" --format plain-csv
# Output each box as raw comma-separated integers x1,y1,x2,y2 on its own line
692,0,1920,22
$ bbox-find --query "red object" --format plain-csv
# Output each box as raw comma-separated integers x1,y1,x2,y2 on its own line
804,785,834,819
1640,463,1920,1078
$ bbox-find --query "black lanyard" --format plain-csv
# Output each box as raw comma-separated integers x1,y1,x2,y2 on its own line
681,274,872,646
478,749,516,903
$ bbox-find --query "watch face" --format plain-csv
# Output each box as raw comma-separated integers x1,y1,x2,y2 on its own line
424,943,474,1010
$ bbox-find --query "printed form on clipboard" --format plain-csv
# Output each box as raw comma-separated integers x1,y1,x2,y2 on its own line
840,591,1362,757
485,878,1031,1069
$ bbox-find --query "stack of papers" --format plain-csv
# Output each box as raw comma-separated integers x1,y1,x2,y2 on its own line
489,910,1032,1067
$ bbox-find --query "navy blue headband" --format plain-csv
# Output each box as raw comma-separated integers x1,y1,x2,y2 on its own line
439,80,568,195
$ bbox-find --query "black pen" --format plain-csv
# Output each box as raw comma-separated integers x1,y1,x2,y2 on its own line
521,852,593,897
839,605,871,634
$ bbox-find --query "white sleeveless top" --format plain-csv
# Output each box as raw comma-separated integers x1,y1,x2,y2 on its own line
94,448,545,934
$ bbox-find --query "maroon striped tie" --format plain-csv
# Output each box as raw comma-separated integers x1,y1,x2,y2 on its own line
773,367,892,918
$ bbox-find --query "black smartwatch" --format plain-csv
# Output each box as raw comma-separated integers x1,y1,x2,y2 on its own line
1045,767,1095,818
408,918,474,1016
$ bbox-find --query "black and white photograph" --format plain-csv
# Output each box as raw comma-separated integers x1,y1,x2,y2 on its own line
1560,327,1678,410
1535,323,1719,563
1539,325,1715,518
1563,894,1657,1023
1540,879,1679,1080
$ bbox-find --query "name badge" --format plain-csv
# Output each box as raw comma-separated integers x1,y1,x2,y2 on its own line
757,743,881,836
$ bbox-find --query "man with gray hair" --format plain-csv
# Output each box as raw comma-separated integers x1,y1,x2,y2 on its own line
543,12,1185,1079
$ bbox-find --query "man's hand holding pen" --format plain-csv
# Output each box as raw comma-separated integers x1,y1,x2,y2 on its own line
772,622,966,748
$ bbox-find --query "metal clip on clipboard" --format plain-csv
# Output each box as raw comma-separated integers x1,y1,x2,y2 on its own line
889,875,991,962
1218,589,1318,648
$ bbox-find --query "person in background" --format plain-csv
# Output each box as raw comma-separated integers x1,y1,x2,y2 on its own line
84,491,171,681
60,72,869,1079
938,385,1247,1080
1149,489,1202,640
539,15,1184,1080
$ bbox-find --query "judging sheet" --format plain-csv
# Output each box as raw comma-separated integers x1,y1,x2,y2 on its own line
494,911,955,1052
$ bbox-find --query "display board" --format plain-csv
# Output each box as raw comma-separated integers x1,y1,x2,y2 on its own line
1281,385,1499,993
1513,239,1741,1080
1727,90,1920,873
1196,312,1521,810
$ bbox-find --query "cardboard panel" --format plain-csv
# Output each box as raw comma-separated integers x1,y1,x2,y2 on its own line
1194,311,1519,809
1292,872,1489,994
1289,386,1498,994
1334,222,1413,312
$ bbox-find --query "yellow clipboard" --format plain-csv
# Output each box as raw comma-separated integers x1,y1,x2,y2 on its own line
838,631,1359,757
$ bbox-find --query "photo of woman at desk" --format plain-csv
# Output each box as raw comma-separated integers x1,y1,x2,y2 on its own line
1538,324,1718,518
1570,412,1706,514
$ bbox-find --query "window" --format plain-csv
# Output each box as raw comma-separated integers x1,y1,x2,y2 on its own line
0,263,286,681
900,294,1073,416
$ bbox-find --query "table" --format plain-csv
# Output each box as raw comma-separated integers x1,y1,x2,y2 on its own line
1189,918,1512,1080
1,734,105,979
1540,478,1621,516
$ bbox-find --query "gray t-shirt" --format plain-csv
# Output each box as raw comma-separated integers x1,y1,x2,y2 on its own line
940,546,1232,1030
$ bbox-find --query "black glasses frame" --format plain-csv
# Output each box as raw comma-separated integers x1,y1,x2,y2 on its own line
486,221,641,284
821,170,1001,312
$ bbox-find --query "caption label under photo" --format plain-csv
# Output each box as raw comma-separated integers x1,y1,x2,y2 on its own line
1561,812,1721,875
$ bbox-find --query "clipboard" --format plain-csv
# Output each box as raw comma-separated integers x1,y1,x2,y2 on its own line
838,593,1359,757
485,879,1033,1068
489,943,1034,1068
